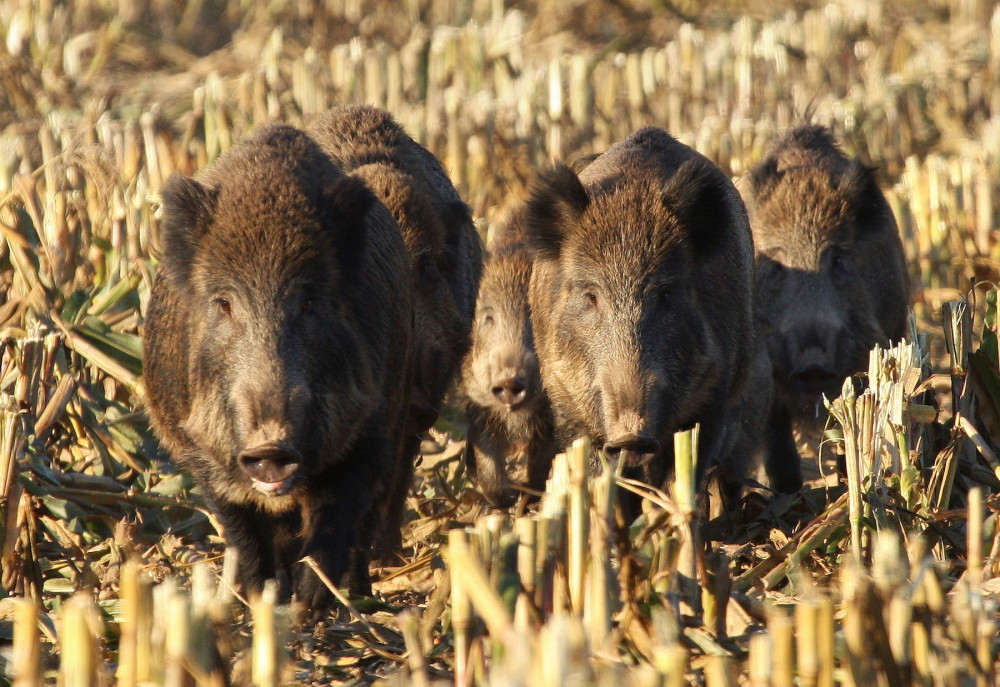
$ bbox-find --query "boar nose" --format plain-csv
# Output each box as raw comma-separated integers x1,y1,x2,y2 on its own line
790,362,840,394
603,433,660,465
492,378,529,408
238,442,302,484
406,400,439,434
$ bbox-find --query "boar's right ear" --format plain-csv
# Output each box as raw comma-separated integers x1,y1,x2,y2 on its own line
158,173,217,286
525,164,589,260
745,155,783,204
320,175,377,269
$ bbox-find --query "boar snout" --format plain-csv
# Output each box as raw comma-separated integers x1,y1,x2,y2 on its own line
406,399,439,434
604,433,660,467
491,377,529,408
789,361,840,394
238,442,302,494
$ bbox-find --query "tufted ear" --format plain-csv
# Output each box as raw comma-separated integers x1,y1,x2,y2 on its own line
320,174,379,272
158,173,218,287
838,158,893,234
745,154,784,204
524,164,590,261
660,156,737,258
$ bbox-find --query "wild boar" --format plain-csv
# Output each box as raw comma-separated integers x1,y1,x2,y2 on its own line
526,126,757,507
459,207,556,508
307,106,483,551
739,125,909,492
142,123,414,612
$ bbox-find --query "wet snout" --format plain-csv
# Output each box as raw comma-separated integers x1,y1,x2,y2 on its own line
789,346,840,395
487,346,538,410
492,377,529,408
406,397,439,434
603,433,660,467
238,442,302,495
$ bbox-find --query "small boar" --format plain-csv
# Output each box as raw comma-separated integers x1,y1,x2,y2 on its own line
459,207,556,508
142,124,414,612
526,127,757,506
739,125,909,492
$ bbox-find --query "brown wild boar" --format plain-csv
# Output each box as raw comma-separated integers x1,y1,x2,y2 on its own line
459,207,556,508
142,124,414,612
526,126,757,506
739,125,909,492
307,107,483,551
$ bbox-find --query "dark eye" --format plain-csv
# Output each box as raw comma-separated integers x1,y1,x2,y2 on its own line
585,292,598,308
215,297,232,317
419,257,442,286
831,251,848,273
655,284,673,305
301,296,315,313
481,313,495,330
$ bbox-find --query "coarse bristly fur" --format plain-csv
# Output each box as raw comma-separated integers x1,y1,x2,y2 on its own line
142,123,414,614
525,126,763,511
459,205,556,508
306,106,484,552
738,124,909,492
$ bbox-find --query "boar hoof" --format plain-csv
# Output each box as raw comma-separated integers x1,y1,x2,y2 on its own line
238,443,301,494
491,378,529,409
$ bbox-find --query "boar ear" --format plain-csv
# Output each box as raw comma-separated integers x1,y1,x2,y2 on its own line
158,173,217,287
661,157,737,258
838,159,893,234
745,155,783,203
525,164,589,260
321,175,377,268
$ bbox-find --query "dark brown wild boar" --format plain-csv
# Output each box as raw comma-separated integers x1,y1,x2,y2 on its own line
526,126,757,506
459,207,556,508
307,105,483,436
307,106,482,557
738,124,909,492
142,124,414,613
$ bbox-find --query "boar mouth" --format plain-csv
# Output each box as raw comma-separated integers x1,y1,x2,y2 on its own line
603,433,660,467
238,442,302,496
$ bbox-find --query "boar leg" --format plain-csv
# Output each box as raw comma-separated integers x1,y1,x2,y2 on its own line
465,406,516,508
294,429,394,611
766,404,804,493
215,501,292,601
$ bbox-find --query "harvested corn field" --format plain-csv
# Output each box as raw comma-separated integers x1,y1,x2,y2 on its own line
0,0,999,685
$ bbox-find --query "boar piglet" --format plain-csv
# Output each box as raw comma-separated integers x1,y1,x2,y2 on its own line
739,124,908,492
143,124,414,614
307,106,483,551
460,208,556,508
526,126,758,509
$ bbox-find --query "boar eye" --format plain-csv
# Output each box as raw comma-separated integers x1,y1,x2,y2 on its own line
301,296,315,313
214,297,232,317
480,313,495,330
830,250,849,274
585,291,598,308
419,257,442,288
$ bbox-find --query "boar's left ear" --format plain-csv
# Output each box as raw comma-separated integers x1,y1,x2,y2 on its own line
158,173,218,288
320,175,377,269
661,156,735,258
838,159,893,234
525,164,589,260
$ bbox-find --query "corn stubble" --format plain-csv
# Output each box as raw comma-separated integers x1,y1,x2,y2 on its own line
1,0,1000,684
